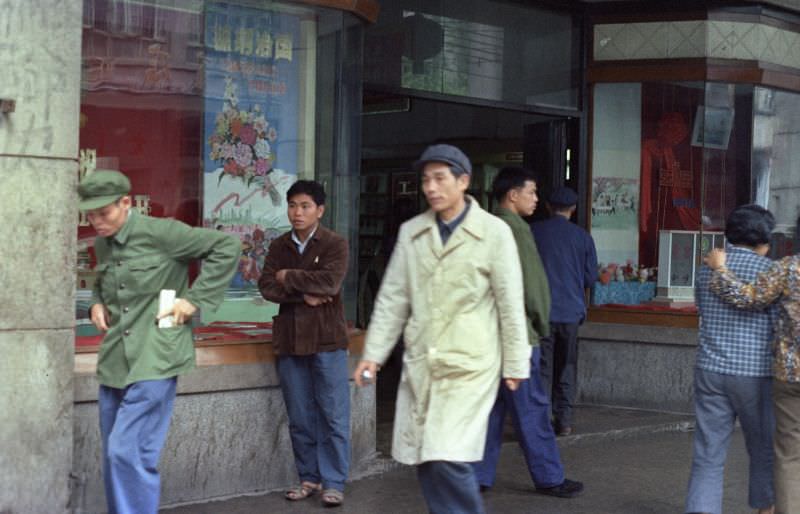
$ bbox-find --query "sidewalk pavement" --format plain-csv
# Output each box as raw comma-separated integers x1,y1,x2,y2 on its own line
162,405,758,514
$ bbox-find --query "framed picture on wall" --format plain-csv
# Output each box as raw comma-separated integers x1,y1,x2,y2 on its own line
691,106,734,150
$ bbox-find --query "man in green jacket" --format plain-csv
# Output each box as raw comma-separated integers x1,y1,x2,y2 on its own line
473,167,584,498
80,169,239,514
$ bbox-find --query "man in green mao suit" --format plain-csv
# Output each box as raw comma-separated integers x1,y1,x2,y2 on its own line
474,166,583,498
79,169,239,514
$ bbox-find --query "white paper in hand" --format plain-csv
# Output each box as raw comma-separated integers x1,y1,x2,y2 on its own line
158,289,176,328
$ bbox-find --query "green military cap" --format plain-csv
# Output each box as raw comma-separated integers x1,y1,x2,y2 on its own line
78,169,131,211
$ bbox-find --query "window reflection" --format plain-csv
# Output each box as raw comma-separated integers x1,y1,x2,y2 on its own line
755,87,800,258
77,0,361,328
364,0,578,109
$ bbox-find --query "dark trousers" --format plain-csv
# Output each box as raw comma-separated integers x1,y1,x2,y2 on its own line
417,461,486,514
473,346,565,488
539,322,580,428
773,379,800,514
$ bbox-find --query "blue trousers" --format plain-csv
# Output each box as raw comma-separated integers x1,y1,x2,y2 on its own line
277,349,351,491
418,461,486,514
99,378,177,514
473,346,565,488
685,369,775,514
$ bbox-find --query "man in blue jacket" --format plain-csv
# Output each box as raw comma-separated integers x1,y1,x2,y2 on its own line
532,187,598,436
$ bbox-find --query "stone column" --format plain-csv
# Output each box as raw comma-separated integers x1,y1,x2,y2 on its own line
0,1,82,512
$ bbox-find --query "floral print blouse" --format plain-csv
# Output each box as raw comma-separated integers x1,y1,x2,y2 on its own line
710,255,800,383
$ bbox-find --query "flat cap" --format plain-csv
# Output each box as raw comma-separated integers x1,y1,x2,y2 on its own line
549,186,578,207
413,144,472,175
78,169,131,211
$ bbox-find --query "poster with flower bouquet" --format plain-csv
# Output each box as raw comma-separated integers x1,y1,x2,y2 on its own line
203,3,302,305
209,77,283,205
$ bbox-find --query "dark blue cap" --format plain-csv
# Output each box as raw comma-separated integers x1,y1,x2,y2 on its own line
413,144,472,175
549,186,578,207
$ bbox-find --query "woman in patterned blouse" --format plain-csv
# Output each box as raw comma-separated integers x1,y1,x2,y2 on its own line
705,228,800,514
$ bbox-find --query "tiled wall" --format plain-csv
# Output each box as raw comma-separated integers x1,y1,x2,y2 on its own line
594,20,800,70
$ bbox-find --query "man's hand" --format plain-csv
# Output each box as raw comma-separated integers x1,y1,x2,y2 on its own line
353,360,379,387
90,303,111,332
504,378,524,391
157,298,197,326
276,269,288,284
704,248,727,270
303,294,332,307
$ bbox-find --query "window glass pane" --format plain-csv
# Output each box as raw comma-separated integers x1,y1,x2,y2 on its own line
697,83,749,236
755,87,800,258
591,83,641,271
78,0,360,332
590,81,749,308
639,82,705,271
364,0,578,109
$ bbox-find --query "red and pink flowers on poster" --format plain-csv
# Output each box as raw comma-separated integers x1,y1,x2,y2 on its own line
209,77,281,202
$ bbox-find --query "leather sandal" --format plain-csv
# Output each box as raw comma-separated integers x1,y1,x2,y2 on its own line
284,481,321,501
321,488,344,507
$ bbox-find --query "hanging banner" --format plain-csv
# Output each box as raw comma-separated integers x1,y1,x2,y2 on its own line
203,2,300,291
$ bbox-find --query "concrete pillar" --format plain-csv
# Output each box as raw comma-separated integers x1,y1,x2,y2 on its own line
0,1,82,512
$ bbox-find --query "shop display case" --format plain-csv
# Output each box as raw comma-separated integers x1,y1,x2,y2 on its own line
653,230,724,303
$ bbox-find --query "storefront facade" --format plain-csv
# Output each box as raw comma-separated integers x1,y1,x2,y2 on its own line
588,4,800,319
4,0,800,512
71,1,379,511
2,1,379,512
579,3,800,412
356,1,800,416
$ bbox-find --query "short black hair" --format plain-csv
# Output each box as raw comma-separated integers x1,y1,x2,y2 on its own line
725,204,775,246
286,180,326,206
491,167,537,203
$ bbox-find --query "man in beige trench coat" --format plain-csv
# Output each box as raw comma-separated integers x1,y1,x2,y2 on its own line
354,144,531,514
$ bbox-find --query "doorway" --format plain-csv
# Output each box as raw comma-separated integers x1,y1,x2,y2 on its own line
524,118,581,222
358,92,581,453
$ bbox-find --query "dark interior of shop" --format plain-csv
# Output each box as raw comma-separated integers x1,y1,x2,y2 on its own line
359,92,580,448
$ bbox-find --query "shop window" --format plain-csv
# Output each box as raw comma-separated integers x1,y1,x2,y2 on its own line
753,87,800,259
77,0,362,342
363,0,579,110
398,11,504,100
590,82,750,310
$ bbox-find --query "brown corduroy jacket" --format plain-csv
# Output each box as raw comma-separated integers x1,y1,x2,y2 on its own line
258,225,349,355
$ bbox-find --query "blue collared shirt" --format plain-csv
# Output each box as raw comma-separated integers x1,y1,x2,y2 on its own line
695,245,775,377
291,224,318,255
531,215,598,324
436,200,471,246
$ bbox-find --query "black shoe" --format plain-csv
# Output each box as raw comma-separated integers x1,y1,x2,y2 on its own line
535,478,584,498
552,421,573,437
479,484,491,493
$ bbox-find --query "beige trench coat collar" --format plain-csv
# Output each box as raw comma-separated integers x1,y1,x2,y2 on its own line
408,196,485,259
